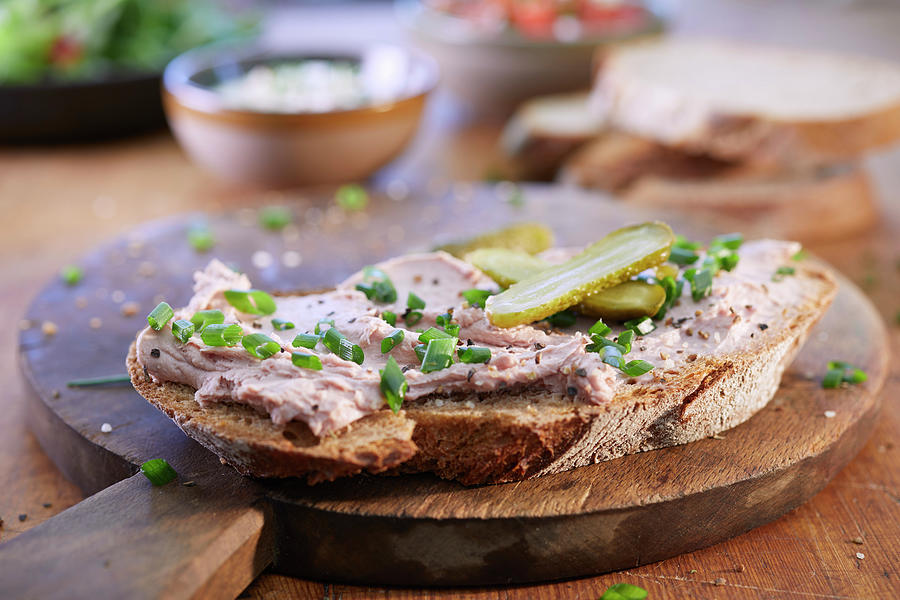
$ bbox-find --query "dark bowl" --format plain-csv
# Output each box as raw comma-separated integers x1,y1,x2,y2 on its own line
0,73,166,143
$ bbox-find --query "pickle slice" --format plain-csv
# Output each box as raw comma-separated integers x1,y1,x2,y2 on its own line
484,222,674,327
437,223,554,259
467,247,666,321
578,280,666,321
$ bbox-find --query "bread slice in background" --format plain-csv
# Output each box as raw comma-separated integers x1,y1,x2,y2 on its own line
129,259,836,486
501,92,604,180
593,38,900,165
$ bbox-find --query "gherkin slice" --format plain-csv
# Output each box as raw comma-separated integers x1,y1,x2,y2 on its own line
436,223,554,259
467,248,666,321
484,222,674,327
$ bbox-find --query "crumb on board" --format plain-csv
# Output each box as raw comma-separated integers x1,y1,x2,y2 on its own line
18,514,26,522
89,317,103,329
851,537,864,545
121,302,140,317
824,410,837,418
714,577,726,586
856,552,865,560
41,321,58,336
101,423,112,433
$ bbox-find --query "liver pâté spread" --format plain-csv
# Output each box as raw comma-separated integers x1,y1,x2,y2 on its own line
137,240,808,436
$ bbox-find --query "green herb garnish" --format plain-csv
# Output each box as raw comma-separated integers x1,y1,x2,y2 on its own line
669,246,699,265
66,374,132,387
458,346,491,364
356,266,397,303
187,225,215,252
653,275,683,320
772,266,796,282
272,318,294,331
407,292,426,311
418,327,453,344
292,333,320,349
60,265,83,286
685,268,713,301
382,311,397,326
600,582,648,600
224,289,277,316
620,359,654,377
462,288,493,309
200,323,242,346
291,351,322,371
623,316,656,336
322,327,364,365
190,309,224,332
147,302,174,330
414,343,426,362
823,361,867,388
314,319,335,335
421,337,457,373
589,319,611,337
379,356,407,413
381,329,404,354
259,206,292,231
172,319,194,343
617,329,635,353
336,184,369,211
436,312,460,336
404,310,423,327
140,459,177,486
792,249,808,261
242,333,281,360
545,309,577,328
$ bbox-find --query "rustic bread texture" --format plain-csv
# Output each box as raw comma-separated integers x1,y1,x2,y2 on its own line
593,38,900,164
128,261,836,486
501,91,604,180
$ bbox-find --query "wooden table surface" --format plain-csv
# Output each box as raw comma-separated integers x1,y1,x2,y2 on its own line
2,1,899,598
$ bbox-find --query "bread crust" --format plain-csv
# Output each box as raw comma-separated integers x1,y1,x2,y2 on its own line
594,39,900,164
128,262,836,486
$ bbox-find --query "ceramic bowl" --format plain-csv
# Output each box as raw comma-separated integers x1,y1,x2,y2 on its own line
397,0,666,119
162,43,438,188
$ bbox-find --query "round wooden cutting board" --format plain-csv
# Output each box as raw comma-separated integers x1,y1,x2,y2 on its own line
4,185,888,599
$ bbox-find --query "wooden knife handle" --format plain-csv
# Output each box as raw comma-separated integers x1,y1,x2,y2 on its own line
0,472,273,600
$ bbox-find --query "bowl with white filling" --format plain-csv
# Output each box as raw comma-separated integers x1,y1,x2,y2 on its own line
163,43,438,188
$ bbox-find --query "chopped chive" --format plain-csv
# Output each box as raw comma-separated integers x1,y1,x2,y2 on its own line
314,319,335,335
407,292,426,311
462,288,493,309
200,323,243,346
587,335,627,355
588,319,611,337
546,309,577,328
824,361,867,386
436,312,453,328
600,582,648,600
623,316,656,336
792,249,808,261
381,329,405,354
653,275,683,320
617,330,635,353
378,312,395,327
674,235,702,250
414,343,426,362
335,184,369,211
620,360,654,377
404,310,423,327
688,268,713,301
600,346,624,369
241,333,281,360
436,312,459,336
710,232,743,250
292,333,319,349
291,351,322,371
773,266,796,282
272,318,294,331
187,225,215,252
190,309,224,332
66,374,132,387
444,323,460,337
172,319,195,343
224,289,277,316
669,246,700,265
259,206,292,231
140,459,177,486
60,265,83,286
822,368,843,389
322,327,364,364
357,266,397,303
418,327,453,344
421,337,457,373
380,356,407,413
719,252,740,271
458,346,491,364
147,302,174,331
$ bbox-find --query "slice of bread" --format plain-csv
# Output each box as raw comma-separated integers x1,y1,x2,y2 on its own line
501,91,604,180
128,258,836,486
593,38,900,164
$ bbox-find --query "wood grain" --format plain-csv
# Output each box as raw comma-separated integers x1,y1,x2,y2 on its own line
1,187,888,595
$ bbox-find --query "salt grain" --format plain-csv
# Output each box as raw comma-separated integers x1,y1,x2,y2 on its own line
100,423,112,433
252,250,273,269
42,321,58,336
856,552,865,560
824,410,836,418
